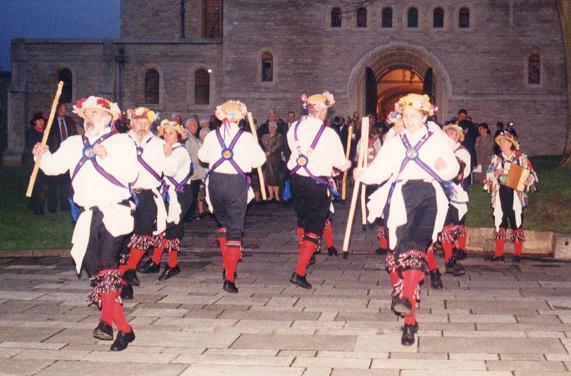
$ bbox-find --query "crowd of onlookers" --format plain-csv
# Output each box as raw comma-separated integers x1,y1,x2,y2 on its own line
22,103,519,217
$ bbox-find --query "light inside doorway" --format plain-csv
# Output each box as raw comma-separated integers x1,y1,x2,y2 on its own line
376,67,424,121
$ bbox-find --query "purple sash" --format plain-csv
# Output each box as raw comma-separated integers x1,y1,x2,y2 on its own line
133,137,163,185
71,132,128,191
290,122,334,189
205,127,250,185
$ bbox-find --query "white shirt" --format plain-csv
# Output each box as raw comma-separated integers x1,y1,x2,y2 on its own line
128,130,176,189
39,129,138,208
287,117,350,177
167,143,192,184
451,140,472,181
362,125,459,185
198,124,266,174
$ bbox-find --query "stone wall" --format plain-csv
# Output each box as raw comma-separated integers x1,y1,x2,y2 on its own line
0,71,10,163
5,0,570,159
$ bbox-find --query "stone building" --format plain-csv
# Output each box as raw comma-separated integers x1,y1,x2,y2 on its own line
6,0,570,159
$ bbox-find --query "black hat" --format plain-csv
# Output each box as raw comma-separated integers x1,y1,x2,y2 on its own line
30,112,46,125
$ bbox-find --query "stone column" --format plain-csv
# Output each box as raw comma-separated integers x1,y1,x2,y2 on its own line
6,41,27,162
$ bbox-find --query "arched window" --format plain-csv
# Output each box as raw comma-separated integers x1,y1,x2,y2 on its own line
382,7,393,28
194,68,210,105
58,68,73,103
261,52,273,82
331,7,342,28
433,7,444,28
528,53,541,85
459,7,470,28
144,69,160,104
356,7,367,28
203,0,222,38
407,7,419,28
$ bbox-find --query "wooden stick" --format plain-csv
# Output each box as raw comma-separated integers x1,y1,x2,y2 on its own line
360,137,368,228
342,117,370,254
246,112,267,201
26,81,64,198
341,125,354,200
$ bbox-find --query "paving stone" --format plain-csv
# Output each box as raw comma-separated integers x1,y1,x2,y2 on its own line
0,359,54,375
232,334,357,351
293,357,371,369
371,359,487,370
354,335,418,353
36,361,188,376
487,360,567,371
420,337,566,354
179,364,304,376
331,370,399,376
173,353,294,366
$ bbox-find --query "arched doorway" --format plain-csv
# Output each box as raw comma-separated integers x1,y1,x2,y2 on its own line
348,43,452,123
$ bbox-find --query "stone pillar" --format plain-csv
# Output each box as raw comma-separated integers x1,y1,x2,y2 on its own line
6,41,27,162
559,1,571,159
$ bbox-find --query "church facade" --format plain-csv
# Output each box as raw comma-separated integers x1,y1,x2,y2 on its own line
7,0,570,157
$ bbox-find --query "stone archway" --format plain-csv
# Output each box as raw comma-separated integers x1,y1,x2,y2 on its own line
347,42,453,122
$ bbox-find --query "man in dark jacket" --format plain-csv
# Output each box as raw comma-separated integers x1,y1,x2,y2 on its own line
457,109,477,186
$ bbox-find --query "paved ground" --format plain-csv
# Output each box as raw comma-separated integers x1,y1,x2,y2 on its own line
2,201,571,375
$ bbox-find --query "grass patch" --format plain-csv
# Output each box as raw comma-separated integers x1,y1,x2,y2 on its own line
466,155,571,233
0,167,73,249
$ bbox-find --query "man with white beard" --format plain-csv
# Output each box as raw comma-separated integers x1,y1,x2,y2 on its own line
33,96,139,351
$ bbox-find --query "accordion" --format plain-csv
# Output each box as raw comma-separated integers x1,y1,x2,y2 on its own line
500,163,530,192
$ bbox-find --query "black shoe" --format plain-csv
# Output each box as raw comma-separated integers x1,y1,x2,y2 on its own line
110,329,135,351
375,247,388,256
308,253,317,266
328,246,338,256
401,324,417,346
453,248,467,260
445,258,466,276
429,270,444,289
159,265,180,281
93,321,113,340
223,280,239,293
123,269,140,287
391,298,412,316
342,252,349,259
139,260,160,274
486,254,505,262
512,255,521,263
290,272,312,289
121,284,133,300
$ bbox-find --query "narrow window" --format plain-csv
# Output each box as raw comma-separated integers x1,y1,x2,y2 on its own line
356,7,367,28
331,7,342,28
433,7,444,28
459,7,470,28
408,7,419,28
58,68,73,103
528,53,541,85
144,69,160,104
195,69,210,105
382,7,393,28
261,52,273,82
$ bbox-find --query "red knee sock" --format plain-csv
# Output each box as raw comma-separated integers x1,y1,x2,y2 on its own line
514,241,523,256
442,241,454,263
111,293,131,333
168,251,177,268
118,264,129,275
457,235,467,252
404,301,417,325
323,222,334,249
217,228,227,254
296,226,304,244
126,248,145,270
402,270,424,300
224,241,241,282
495,239,505,257
100,292,114,325
151,247,165,264
389,271,400,288
425,251,438,271
295,238,317,277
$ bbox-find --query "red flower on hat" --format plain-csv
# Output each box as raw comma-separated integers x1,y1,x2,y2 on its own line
97,98,111,109
75,98,87,109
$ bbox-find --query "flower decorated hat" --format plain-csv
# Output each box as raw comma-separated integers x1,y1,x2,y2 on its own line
443,123,465,142
395,93,436,116
73,96,121,121
495,128,520,150
215,100,248,123
302,91,335,112
157,119,185,138
125,107,157,124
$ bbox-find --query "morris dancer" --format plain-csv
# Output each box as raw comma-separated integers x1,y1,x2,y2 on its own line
120,108,177,289
484,128,537,263
198,100,266,293
33,96,138,351
361,94,459,346
140,120,193,280
440,122,471,276
287,92,351,289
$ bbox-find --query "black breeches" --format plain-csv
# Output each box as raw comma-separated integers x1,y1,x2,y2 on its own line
291,174,330,237
165,186,194,240
499,185,521,230
208,172,248,242
393,181,438,260
133,189,158,235
82,208,128,277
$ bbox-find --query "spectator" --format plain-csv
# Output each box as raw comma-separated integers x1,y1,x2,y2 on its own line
259,110,287,136
184,118,207,221
474,122,494,183
261,122,285,201
22,112,48,215
457,108,478,184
